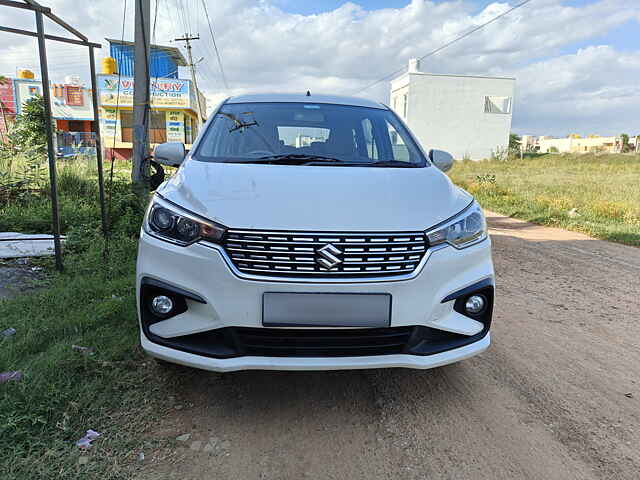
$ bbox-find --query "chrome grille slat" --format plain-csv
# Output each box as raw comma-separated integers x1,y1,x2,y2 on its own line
226,238,424,247
223,229,428,278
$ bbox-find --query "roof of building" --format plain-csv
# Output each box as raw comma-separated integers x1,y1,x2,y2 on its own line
226,93,386,109
392,70,516,82
105,38,188,66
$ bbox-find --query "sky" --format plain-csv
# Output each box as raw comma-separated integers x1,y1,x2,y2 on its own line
0,0,639,136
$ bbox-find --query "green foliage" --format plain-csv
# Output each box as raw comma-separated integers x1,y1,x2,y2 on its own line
620,133,631,153
548,146,559,153
12,95,47,157
450,153,640,246
509,133,521,151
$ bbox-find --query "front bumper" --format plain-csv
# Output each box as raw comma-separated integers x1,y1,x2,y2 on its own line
141,331,490,372
136,230,494,371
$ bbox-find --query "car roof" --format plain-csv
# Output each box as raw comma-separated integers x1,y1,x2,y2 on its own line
226,93,387,110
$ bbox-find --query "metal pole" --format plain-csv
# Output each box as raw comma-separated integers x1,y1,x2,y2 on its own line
35,9,63,271
88,46,108,236
132,0,151,193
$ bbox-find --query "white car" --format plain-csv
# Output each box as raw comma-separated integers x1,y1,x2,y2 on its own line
137,93,494,372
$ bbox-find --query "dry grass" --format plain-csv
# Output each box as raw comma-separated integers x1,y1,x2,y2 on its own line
449,153,640,246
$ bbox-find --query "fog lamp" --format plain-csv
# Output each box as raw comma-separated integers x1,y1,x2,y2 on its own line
465,295,486,314
151,295,174,315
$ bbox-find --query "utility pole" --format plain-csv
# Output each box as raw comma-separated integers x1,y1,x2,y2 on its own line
132,0,151,194
174,34,205,125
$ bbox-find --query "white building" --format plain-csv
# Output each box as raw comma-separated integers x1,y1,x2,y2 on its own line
390,59,515,160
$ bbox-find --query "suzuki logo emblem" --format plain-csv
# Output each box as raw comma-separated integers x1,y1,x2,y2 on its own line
316,243,343,270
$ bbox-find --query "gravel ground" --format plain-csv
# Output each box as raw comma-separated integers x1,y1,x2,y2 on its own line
139,212,640,479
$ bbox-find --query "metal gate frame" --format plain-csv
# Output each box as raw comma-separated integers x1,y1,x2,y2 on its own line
0,0,107,271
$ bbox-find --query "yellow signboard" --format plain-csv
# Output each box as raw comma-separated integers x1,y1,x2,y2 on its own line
98,75,192,109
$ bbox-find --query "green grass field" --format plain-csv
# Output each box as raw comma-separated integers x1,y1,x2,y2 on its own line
1,159,177,479
449,153,640,246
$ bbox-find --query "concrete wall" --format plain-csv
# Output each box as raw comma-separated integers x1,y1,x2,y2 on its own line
391,72,515,160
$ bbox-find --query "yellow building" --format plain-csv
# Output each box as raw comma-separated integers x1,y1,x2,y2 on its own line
99,40,206,160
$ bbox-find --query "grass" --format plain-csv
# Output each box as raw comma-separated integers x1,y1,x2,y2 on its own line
448,153,640,246
0,158,178,479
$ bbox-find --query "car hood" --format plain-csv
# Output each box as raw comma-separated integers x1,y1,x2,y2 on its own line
158,160,472,231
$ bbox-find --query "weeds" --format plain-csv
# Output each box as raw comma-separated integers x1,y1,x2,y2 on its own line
0,153,169,478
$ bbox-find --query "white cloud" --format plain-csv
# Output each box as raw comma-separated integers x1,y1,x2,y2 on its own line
0,0,638,135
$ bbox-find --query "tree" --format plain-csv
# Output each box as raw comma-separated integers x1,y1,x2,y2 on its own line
12,95,47,156
509,133,521,151
620,133,630,153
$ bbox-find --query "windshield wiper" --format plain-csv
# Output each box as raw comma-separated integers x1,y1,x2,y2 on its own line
365,160,421,168
239,154,345,165
216,112,259,133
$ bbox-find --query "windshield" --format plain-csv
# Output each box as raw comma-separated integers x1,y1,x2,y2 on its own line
194,102,427,166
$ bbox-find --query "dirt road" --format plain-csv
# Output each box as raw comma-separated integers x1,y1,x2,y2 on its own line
141,212,640,479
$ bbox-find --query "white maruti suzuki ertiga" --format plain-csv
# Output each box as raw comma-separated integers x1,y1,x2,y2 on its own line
136,93,494,372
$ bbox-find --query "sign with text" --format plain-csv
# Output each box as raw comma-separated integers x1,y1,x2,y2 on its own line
98,75,192,109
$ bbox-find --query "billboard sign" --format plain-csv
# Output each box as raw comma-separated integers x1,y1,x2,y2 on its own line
98,75,192,109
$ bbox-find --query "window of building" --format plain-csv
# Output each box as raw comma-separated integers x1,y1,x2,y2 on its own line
402,94,408,118
484,96,512,114
67,120,86,132
120,110,133,143
185,115,193,144
150,111,166,144
120,110,167,144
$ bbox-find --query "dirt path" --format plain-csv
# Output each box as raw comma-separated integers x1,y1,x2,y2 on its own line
139,212,640,479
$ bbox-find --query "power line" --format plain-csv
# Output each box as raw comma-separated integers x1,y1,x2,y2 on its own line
353,0,534,95
103,0,129,263
201,0,228,90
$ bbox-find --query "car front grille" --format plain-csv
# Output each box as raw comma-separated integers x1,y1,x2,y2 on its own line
222,229,429,278
234,326,415,357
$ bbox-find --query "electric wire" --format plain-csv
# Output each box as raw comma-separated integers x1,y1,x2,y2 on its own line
352,0,534,95
200,0,228,89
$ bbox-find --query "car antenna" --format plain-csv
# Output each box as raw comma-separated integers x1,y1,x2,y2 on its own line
306,90,311,96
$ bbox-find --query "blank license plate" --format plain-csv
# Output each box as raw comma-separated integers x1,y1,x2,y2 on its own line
262,292,391,327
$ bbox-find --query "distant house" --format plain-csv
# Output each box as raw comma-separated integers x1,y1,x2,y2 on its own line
2,70,96,156
389,59,515,160
523,135,637,154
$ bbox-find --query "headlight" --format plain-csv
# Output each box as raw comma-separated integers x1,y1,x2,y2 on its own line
145,197,226,246
426,202,487,249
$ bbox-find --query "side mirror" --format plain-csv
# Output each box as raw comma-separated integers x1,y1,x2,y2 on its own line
429,149,454,172
154,142,185,167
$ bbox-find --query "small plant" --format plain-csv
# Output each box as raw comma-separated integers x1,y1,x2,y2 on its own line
475,173,496,184
490,146,508,161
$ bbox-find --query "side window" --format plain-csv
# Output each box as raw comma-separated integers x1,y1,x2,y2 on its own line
361,118,379,160
385,119,410,162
